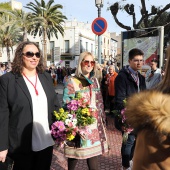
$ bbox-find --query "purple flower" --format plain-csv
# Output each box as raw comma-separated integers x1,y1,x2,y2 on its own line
51,121,67,146
67,100,79,111
51,121,66,131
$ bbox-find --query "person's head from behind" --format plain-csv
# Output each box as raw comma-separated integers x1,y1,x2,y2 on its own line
128,48,144,71
0,63,5,70
108,65,115,74
75,51,97,78
107,61,111,66
150,58,158,71
12,41,45,74
156,45,170,92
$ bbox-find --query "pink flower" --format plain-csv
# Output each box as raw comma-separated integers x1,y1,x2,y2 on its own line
78,100,83,107
121,108,126,123
72,130,77,136
55,121,66,131
70,100,78,105
71,105,78,111
122,126,133,133
67,121,73,127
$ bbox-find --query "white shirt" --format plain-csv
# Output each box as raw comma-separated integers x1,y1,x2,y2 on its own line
23,75,54,151
145,68,162,89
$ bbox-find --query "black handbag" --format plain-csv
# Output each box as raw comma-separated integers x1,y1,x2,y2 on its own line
0,156,14,170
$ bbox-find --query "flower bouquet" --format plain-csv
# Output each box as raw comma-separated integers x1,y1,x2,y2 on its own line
113,99,133,143
51,92,97,147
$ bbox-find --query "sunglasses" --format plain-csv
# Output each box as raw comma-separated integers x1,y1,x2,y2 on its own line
22,51,41,58
82,60,95,66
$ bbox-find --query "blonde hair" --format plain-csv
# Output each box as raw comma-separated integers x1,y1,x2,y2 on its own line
75,51,97,77
95,63,103,84
156,45,170,93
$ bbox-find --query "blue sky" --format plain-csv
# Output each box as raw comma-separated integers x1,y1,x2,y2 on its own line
3,0,170,33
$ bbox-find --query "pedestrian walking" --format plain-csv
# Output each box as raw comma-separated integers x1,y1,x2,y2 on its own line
100,66,108,111
114,48,146,170
105,65,118,114
124,44,170,170
145,58,162,89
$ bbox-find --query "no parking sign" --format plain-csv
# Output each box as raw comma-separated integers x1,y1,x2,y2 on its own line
91,17,107,35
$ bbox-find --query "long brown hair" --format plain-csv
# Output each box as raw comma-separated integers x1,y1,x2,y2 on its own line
156,45,170,93
12,41,45,74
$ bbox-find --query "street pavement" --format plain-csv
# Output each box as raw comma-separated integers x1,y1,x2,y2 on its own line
51,83,123,170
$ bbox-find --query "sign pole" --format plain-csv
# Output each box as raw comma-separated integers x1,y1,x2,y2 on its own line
91,17,107,64
97,6,101,64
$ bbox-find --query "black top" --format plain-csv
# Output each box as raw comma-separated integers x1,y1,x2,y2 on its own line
115,65,146,110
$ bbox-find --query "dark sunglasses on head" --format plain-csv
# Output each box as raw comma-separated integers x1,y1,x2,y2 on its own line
83,60,95,66
22,51,41,58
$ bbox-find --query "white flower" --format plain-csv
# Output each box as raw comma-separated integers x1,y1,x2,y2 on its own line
65,119,71,125
89,105,97,110
68,114,73,119
72,119,77,128
72,118,77,123
72,119,77,124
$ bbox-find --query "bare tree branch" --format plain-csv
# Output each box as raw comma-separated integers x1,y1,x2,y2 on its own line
110,0,170,31
110,3,131,30
140,0,149,27
113,14,131,30
124,4,137,28
151,3,170,26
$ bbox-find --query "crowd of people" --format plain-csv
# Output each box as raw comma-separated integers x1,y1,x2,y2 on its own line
0,41,169,170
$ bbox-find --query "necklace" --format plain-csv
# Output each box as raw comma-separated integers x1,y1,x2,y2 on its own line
23,72,38,95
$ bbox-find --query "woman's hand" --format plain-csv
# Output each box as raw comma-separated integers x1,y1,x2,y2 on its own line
0,150,8,162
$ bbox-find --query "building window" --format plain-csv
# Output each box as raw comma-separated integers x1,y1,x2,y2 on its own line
91,44,93,53
86,42,88,51
50,41,54,62
108,39,109,45
65,61,70,68
65,40,69,53
80,40,83,53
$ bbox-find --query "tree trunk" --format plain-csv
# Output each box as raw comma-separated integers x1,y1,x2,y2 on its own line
23,28,28,42
6,46,11,67
42,27,47,67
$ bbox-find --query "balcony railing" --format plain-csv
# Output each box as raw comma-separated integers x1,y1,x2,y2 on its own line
61,48,72,54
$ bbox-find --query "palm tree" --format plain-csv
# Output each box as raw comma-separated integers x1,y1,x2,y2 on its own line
7,10,34,41
25,0,67,66
0,14,22,64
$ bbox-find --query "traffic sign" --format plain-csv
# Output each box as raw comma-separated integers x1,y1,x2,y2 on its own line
91,17,107,35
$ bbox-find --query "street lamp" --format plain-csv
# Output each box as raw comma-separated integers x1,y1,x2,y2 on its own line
95,0,103,64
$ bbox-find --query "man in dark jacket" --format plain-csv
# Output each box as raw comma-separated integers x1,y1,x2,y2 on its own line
115,48,146,170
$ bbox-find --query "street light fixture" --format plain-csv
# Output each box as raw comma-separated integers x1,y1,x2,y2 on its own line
95,0,103,11
95,0,103,64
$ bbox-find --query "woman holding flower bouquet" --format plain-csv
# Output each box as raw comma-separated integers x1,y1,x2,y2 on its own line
62,51,108,170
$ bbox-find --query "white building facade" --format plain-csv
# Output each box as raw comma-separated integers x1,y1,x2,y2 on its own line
1,20,113,68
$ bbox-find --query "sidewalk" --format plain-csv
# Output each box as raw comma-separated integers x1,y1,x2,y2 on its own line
51,83,123,170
